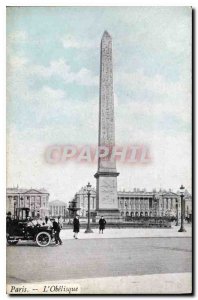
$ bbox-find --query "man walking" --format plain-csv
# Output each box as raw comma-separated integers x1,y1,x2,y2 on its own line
99,216,106,234
73,215,80,239
53,217,62,245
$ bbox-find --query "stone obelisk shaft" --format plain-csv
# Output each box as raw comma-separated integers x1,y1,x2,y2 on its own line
98,30,116,172
95,31,119,218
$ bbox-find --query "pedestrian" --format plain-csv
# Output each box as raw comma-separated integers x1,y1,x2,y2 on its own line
99,216,106,234
45,216,49,224
58,216,63,229
45,217,53,228
73,215,80,239
53,218,63,245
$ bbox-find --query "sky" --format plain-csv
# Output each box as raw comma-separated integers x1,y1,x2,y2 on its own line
6,6,192,203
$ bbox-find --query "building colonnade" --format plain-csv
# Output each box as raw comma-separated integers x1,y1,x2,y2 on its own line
118,195,181,217
6,189,49,218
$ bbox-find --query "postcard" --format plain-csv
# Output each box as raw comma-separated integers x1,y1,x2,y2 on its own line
6,6,192,294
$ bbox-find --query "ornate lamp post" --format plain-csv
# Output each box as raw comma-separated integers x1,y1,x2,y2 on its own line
178,185,186,232
85,182,93,233
175,198,179,226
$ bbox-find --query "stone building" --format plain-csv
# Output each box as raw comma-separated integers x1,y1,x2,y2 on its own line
118,189,180,217
49,200,68,219
184,190,192,220
6,187,49,218
74,186,97,217
73,186,192,219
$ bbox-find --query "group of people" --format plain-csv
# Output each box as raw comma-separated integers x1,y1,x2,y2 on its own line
72,215,106,239
27,216,54,227
26,215,63,245
7,212,107,245
26,214,107,244
52,215,106,243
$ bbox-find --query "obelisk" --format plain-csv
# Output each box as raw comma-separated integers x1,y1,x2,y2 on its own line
94,31,120,222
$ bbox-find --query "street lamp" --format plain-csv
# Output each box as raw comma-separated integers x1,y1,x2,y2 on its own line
178,185,186,232
175,198,179,226
85,182,93,233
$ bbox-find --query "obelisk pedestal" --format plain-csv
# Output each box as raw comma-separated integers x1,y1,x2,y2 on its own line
94,31,121,223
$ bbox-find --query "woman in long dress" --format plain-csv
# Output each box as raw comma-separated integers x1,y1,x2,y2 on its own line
73,215,80,239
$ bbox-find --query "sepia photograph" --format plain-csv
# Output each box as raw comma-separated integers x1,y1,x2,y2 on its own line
6,6,192,294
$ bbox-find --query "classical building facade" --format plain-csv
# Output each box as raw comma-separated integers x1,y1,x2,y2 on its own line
73,186,192,219
49,200,68,218
118,189,180,217
74,186,97,217
6,187,50,218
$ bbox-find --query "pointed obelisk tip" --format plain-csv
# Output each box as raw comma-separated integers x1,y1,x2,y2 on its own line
102,30,111,39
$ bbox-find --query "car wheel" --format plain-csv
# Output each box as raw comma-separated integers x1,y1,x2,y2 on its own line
36,232,51,247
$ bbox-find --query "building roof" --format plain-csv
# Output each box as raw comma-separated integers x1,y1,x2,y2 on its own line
75,186,191,199
49,200,67,206
6,187,49,194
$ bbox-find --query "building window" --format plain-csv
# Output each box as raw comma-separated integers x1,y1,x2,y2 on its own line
166,199,169,209
31,197,35,210
149,199,152,208
35,196,41,209
171,198,173,209
174,199,177,208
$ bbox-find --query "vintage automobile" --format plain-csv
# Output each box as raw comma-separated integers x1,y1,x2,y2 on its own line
6,208,54,247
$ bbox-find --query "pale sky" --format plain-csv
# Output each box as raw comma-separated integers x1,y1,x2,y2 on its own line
7,7,192,203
